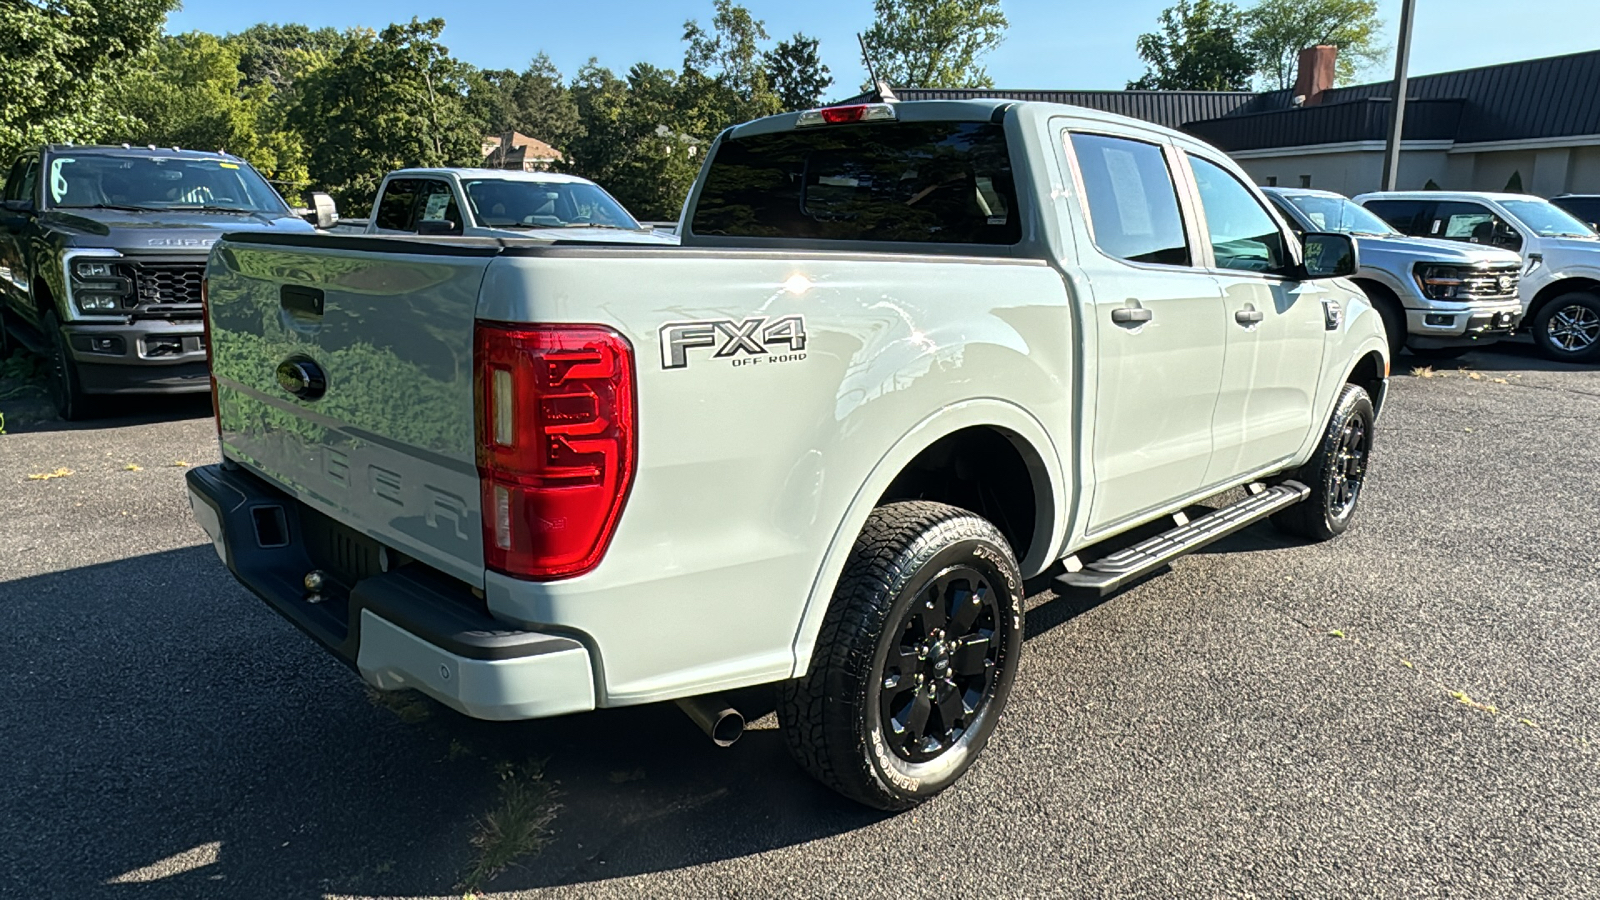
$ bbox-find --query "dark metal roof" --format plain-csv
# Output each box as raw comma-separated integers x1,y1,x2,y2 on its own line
1186,98,1464,152
868,49,1600,152
1192,48,1600,147
844,88,1259,130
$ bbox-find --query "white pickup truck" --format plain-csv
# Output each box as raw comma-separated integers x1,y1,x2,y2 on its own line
340,167,676,245
1356,190,1600,363
189,99,1388,809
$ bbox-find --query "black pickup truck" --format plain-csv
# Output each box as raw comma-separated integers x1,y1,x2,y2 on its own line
0,145,316,418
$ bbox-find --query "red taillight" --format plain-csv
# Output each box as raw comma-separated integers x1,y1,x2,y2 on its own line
474,321,636,580
201,276,219,437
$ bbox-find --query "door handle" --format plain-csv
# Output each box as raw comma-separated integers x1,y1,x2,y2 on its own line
1234,307,1264,326
1111,307,1153,326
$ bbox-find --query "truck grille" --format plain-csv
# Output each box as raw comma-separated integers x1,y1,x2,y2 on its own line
129,263,205,306
1456,263,1521,302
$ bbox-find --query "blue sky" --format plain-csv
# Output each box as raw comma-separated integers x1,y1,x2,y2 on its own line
167,0,1600,95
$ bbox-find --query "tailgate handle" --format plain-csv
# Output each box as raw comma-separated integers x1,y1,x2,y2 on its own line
281,285,324,318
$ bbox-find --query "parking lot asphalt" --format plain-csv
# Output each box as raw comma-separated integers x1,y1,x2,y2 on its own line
2,340,1598,899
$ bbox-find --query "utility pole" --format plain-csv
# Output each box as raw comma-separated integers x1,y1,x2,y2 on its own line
1381,0,1417,190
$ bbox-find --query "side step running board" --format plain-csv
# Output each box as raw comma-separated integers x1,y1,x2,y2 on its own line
1055,481,1310,597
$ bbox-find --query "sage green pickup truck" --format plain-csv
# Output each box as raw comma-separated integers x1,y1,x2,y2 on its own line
189,98,1388,810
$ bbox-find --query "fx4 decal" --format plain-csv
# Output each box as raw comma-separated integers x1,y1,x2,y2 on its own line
659,316,807,369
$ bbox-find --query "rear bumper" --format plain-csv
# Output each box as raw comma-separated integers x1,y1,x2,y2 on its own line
62,318,211,394
185,463,596,720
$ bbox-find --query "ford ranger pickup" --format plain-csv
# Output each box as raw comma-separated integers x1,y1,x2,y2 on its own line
1265,187,1522,360
189,99,1389,810
1357,190,1600,363
0,145,314,418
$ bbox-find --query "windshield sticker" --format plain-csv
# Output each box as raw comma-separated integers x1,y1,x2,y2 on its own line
219,162,239,169
49,158,72,204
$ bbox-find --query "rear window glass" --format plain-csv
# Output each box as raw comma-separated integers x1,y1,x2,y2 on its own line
690,121,1020,245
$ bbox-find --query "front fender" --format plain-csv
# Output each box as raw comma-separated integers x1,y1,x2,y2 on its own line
788,397,1067,678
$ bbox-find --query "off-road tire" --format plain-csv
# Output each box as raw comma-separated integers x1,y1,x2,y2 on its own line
1271,383,1374,542
44,310,95,420
1530,291,1600,363
776,501,1024,811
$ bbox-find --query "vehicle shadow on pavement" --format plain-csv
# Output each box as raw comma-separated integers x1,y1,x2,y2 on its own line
1,546,885,899
1,393,213,435
1403,338,1595,373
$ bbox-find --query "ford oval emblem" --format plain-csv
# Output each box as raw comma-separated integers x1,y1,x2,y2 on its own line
276,356,327,400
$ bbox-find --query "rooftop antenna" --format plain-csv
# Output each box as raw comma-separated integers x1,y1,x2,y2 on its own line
857,33,897,103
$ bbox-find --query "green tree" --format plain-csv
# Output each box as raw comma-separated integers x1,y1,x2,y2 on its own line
0,0,177,158
860,0,1009,89
1245,0,1387,89
229,22,348,93
467,54,583,152
1128,0,1256,91
288,18,482,213
681,0,782,130
104,34,287,172
763,34,832,111
564,60,701,221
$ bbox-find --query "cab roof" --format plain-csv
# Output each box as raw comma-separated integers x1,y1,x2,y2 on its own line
723,98,1196,145
388,167,595,185
1354,190,1553,203
41,144,244,161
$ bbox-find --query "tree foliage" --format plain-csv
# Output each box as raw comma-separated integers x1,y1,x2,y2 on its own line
1128,0,1256,91
861,0,1008,89
1246,0,1387,90
467,54,583,151
764,35,832,111
0,0,177,158
288,18,483,213
2,2,848,223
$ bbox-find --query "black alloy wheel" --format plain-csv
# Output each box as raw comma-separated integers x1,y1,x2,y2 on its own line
777,501,1024,810
876,565,1003,763
1271,383,1375,542
1326,413,1370,521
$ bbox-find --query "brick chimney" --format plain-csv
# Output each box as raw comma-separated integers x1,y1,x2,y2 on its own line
1293,45,1338,106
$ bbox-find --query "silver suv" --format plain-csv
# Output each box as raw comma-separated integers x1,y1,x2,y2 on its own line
1265,187,1523,359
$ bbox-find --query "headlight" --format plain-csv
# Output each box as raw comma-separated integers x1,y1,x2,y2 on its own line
75,293,123,313
74,261,116,279
1415,264,1471,300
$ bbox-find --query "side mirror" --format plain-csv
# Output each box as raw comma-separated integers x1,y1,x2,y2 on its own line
415,219,462,237
3,198,34,214
1298,232,1358,280
305,192,338,230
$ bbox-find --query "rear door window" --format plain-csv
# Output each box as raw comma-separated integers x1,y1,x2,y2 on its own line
1362,199,1431,236
691,120,1020,245
1069,133,1191,266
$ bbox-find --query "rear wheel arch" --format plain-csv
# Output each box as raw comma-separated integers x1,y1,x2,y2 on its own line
789,401,1066,678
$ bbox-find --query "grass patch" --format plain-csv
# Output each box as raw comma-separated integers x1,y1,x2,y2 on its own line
461,760,560,890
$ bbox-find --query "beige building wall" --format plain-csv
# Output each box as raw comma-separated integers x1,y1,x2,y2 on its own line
1233,142,1600,197
1234,147,1447,195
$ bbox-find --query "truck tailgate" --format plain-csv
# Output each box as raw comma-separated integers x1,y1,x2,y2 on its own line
206,235,497,586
